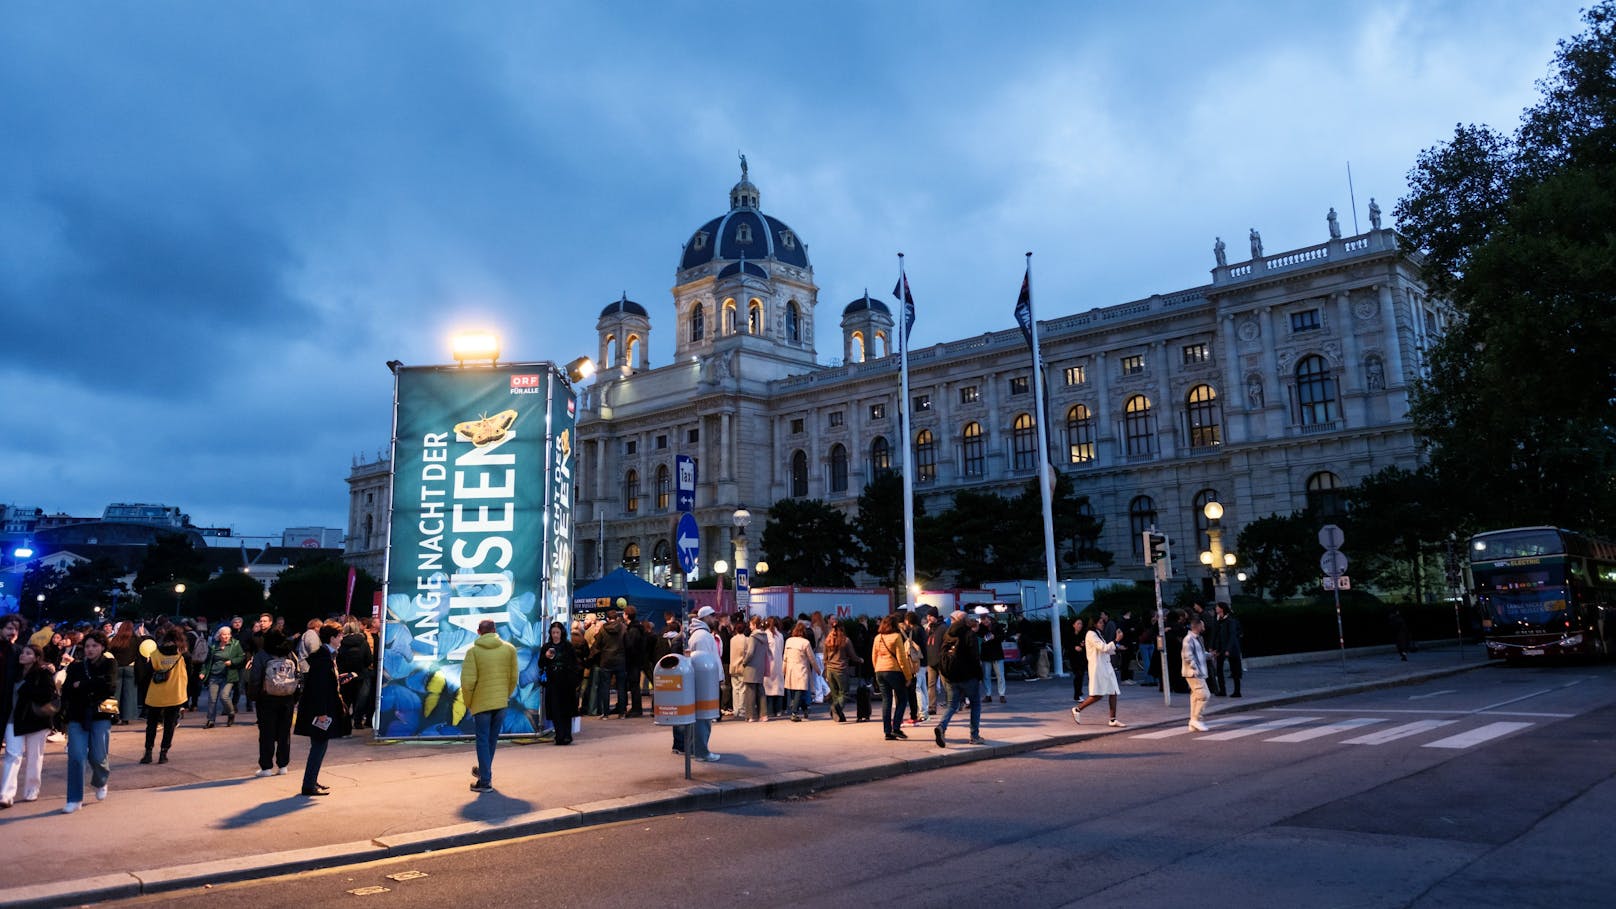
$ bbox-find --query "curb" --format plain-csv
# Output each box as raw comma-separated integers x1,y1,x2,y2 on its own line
2,659,1493,908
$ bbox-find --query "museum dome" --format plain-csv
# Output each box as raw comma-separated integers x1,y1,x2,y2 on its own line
599,294,648,319
678,158,810,273
842,290,890,317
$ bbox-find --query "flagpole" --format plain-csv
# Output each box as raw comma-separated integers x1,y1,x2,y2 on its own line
1022,253,1065,678
897,253,917,611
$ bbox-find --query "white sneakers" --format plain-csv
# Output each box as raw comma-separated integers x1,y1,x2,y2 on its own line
62,801,81,814
1189,719,1210,732
697,753,722,762
1108,719,1127,728
1071,707,1082,724
254,769,275,778
94,786,108,801
275,766,288,776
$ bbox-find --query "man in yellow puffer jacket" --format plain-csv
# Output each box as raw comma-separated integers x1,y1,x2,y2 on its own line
461,621,518,793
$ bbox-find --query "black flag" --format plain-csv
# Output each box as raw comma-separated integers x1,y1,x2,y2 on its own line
1013,265,1034,352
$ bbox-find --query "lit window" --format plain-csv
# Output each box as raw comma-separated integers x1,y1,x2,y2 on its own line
1064,365,1086,386
870,403,886,420
655,465,670,510
1124,395,1153,456
1066,404,1094,464
913,394,931,412
963,422,985,477
1182,343,1209,365
960,385,979,404
871,437,892,476
915,430,936,483
1121,355,1145,376
1009,376,1029,395
622,542,641,571
624,470,640,514
1012,413,1037,471
1186,385,1220,447
748,299,763,335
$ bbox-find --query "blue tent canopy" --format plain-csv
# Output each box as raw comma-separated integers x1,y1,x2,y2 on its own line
573,568,683,623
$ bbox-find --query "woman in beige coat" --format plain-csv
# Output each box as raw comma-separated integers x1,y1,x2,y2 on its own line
782,623,817,721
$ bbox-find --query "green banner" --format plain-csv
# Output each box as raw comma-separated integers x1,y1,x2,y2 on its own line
378,363,576,739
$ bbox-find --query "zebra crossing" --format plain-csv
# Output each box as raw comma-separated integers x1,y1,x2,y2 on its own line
1129,713,1534,750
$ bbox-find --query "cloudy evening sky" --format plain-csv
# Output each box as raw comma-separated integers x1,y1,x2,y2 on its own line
0,1,1589,536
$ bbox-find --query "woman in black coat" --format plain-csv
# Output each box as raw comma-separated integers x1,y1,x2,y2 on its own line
539,622,580,745
62,630,118,812
294,623,349,796
335,623,372,733
1,643,57,807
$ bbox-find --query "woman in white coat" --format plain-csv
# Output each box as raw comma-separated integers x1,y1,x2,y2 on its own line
762,617,786,718
782,623,818,721
1071,624,1126,727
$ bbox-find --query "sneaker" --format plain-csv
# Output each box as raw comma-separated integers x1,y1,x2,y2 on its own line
1108,719,1127,728
470,781,493,792
62,801,81,814
893,729,908,740
933,727,945,748
255,768,275,778
275,767,288,775
697,753,721,762
998,696,1006,704
47,732,65,743
968,736,987,745
1071,707,1082,725
1189,719,1210,732
94,786,108,801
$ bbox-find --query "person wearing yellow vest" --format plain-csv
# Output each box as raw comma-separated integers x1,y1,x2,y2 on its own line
461,621,518,793
140,627,190,766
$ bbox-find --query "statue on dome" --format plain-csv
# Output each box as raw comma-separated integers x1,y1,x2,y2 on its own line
738,151,748,180
1214,236,1227,267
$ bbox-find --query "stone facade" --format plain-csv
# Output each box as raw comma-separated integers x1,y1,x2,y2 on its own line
344,452,391,581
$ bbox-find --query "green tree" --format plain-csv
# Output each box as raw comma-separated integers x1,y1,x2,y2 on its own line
267,557,380,629
759,498,859,586
133,533,208,604
1236,512,1317,601
1397,2,1616,535
1344,466,1455,604
930,487,1016,586
195,571,271,621
853,472,910,591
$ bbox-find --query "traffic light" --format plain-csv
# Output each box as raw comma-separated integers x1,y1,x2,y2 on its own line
1143,531,1170,573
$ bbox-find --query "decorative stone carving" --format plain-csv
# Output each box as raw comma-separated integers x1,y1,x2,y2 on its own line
1277,350,1295,372
1323,341,1342,365
1353,295,1379,321
1237,319,1260,342
1365,354,1385,391
1369,197,1382,230
1246,374,1264,409
1249,229,1263,258
1214,237,1227,267
1327,207,1341,239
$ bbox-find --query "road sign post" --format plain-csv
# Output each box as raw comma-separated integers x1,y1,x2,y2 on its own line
675,455,696,514
675,512,700,577
1319,524,1347,667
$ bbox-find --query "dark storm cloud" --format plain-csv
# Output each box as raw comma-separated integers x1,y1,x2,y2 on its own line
7,186,318,394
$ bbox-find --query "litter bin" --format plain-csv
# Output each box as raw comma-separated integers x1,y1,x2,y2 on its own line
653,654,694,726
689,648,720,721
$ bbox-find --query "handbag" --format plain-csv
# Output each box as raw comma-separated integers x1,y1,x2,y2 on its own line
98,697,121,716
33,695,61,719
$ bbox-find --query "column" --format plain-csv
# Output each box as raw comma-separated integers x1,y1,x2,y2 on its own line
1219,313,1244,444
1334,291,1363,425
1093,351,1112,466
1153,340,1175,458
1377,282,1408,412
720,412,732,482
1261,306,1284,437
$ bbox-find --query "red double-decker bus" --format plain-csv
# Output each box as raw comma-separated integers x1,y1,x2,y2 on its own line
1469,526,1616,660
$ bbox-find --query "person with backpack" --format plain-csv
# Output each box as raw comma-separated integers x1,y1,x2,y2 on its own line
249,630,301,778
139,627,190,765
934,610,986,748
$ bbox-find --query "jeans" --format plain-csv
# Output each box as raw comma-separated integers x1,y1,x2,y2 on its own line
257,698,294,770
66,718,111,803
785,688,808,717
739,682,762,720
914,666,931,716
303,736,329,791
600,667,627,716
143,705,180,754
982,660,1006,696
688,718,712,757
117,665,139,720
938,678,982,739
878,670,907,736
1,723,47,802
473,708,504,784
206,679,236,723
1138,643,1156,680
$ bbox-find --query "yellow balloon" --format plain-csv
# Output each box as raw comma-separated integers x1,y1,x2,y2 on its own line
615,597,627,608
139,638,159,659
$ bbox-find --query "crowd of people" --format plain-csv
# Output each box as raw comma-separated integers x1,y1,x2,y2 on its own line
0,598,1250,809
0,611,382,810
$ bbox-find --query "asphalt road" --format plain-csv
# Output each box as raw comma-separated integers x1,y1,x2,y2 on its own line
110,663,1616,909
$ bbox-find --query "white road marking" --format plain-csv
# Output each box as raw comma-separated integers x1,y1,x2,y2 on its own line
1130,715,1261,739
1407,689,1457,701
1198,716,1320,741
1342,719,1458,745
1270,707,1574,718
1422,721,1533,750
1266,717,1387,742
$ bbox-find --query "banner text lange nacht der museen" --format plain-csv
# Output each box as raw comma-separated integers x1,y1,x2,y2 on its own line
412,426,519,662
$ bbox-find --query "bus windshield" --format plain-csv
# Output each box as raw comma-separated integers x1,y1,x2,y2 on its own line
1471,529,1565,560
1472,566,1569,625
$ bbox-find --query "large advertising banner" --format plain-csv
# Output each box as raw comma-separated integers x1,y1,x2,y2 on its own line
377,363,576,739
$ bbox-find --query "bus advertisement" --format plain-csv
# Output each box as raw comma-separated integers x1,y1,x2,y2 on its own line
1468,526,1616,660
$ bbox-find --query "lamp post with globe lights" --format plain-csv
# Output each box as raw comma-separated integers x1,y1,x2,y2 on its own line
1198,501,1237,606
731,505,752,617
712,560,729,614
175,582,187,615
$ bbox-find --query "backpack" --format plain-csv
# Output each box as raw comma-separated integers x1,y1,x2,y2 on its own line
262,656,301,697
939,635,971,682
189,632,209,670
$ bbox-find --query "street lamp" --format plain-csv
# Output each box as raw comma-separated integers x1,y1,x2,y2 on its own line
175,582,187,614
731,505,752,617
1200,501,1236,606
713,559,729,613
35,593,45,623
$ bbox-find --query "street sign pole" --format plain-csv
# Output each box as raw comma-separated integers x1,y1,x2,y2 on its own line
1319,525,1348,668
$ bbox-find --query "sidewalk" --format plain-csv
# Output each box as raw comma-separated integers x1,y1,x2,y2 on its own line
0,643,1488,907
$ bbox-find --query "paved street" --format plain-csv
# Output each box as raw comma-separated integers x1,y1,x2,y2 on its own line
100,662,1616,909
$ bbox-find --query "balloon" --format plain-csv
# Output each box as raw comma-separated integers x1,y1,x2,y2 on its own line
139,638,159,659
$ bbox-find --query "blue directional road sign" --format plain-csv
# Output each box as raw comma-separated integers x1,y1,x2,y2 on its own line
676,455,696,513
676,512,700,574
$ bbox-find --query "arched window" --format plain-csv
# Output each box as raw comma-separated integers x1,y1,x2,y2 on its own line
962,422,985,477
622,542,641,572
722,298,738,335
851,331,866,363
830,443,849,493
915,429,936,483
655,465,670,511
1129,495,1157,558
786,301,801,342
748,298,764,335
1124,395,1154,457
1192,489,1219,551
871,436,891,476
1296,355,1337,425
1012,413,1038,470
652,540,672,567
1186,384,1220,448
624,469,640,514
626,334,641,368
1066,404,1094,464
874,331,888,359
1307,471,1345,517
690,303,706,342
791,450,809,497
604,334,619,367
